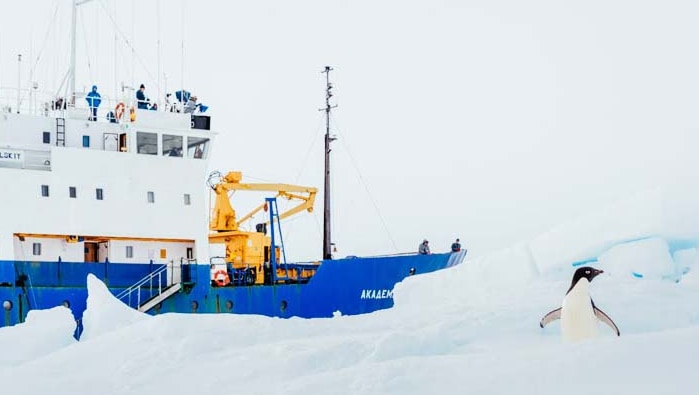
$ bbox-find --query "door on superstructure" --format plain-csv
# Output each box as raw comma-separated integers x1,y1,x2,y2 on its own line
119,133,128,152
84,242,99,263
104,133,118,151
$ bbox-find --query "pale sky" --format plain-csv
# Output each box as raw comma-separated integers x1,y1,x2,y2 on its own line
2,0,699,261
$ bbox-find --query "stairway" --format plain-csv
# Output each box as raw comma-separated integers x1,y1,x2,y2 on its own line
116,264,182,312
137,283,181,312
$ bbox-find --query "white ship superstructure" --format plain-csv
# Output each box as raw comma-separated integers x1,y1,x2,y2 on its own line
0,99,215,273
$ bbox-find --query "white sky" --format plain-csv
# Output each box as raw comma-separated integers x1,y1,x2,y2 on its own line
1,184,699,394
2,1,699,261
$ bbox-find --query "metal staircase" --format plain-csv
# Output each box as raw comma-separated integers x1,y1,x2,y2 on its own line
116,265,181,312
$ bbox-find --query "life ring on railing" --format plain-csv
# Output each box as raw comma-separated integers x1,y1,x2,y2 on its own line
213,270,230,287
114,102,126,120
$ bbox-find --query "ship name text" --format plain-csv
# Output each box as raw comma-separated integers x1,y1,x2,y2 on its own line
0,151,22,161
360,289,393,300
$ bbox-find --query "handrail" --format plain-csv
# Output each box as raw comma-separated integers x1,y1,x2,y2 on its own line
115,263,174,309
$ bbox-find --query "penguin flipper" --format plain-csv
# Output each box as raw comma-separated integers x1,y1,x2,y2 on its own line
539,307,562,328
593,306,620,336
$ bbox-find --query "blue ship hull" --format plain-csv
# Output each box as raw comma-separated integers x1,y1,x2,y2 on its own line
0,251,466,332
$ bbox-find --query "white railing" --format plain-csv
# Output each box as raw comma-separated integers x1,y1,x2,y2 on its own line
115,264,175,309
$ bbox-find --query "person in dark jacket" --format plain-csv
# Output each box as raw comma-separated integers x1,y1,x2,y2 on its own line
418,239,431,255
85,85,101,121
136,84,150,109
451,238,462,253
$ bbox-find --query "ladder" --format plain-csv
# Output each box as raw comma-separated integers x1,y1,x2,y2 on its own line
56,118,66,146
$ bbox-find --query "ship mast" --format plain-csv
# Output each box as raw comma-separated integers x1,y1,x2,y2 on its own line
70,0,94,105
321,66,337,260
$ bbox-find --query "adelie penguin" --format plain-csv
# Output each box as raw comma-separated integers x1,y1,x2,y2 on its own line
540,266,620,342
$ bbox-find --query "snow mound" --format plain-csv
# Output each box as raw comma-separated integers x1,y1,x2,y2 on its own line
598,237,679,281
80,274,150,341
0,306,76,367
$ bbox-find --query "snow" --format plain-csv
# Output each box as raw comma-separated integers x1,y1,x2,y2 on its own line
2,188,699,394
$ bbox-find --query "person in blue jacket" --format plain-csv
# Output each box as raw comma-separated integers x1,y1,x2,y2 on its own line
85,85,101,121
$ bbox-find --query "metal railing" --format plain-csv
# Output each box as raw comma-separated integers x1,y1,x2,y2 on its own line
115,263,178,309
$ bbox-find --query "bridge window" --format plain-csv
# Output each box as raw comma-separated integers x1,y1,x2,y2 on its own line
160,249,167,259
82,135,90,148
96,188,103,200
162,134,183,157
41,185,49,197
32,243,41,256
126,246,133,258
184,193,191,205
186,247,193,259
69,186,77,198
136,132,157,155
187,136,210,159
43,131,50,144
147,191,155,203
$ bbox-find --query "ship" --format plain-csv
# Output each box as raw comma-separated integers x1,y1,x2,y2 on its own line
0,2,466,336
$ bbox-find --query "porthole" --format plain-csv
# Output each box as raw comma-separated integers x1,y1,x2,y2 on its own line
191,300,199,312
2,300,12,311
408,267,416,276
280,300,288,312
225,300,233,312
62,300,71,309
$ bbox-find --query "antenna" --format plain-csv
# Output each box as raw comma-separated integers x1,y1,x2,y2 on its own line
70,0,96,106
17,54,22,114
320,66,338,260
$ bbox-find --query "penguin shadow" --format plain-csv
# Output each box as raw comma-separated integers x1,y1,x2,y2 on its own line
539,266,620,341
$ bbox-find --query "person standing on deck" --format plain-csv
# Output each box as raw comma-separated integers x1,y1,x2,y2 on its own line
85,85,101,121
136,84,150,109
419,239,431,255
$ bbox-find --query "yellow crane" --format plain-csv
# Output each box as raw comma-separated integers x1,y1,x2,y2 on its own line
207,171,318,286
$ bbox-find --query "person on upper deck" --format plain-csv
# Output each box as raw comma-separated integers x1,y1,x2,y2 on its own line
85,85,101,121
184,95,199,114
136,84,150,109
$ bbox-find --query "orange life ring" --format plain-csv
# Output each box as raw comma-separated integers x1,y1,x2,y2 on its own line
213,270,230,287
114,102,125,120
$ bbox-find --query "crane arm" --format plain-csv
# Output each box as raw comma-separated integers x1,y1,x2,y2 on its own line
209,171,317,232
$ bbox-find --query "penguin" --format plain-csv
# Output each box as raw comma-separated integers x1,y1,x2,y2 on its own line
540,266,620,342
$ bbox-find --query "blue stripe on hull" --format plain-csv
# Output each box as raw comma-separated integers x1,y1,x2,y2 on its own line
0,251,466,330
